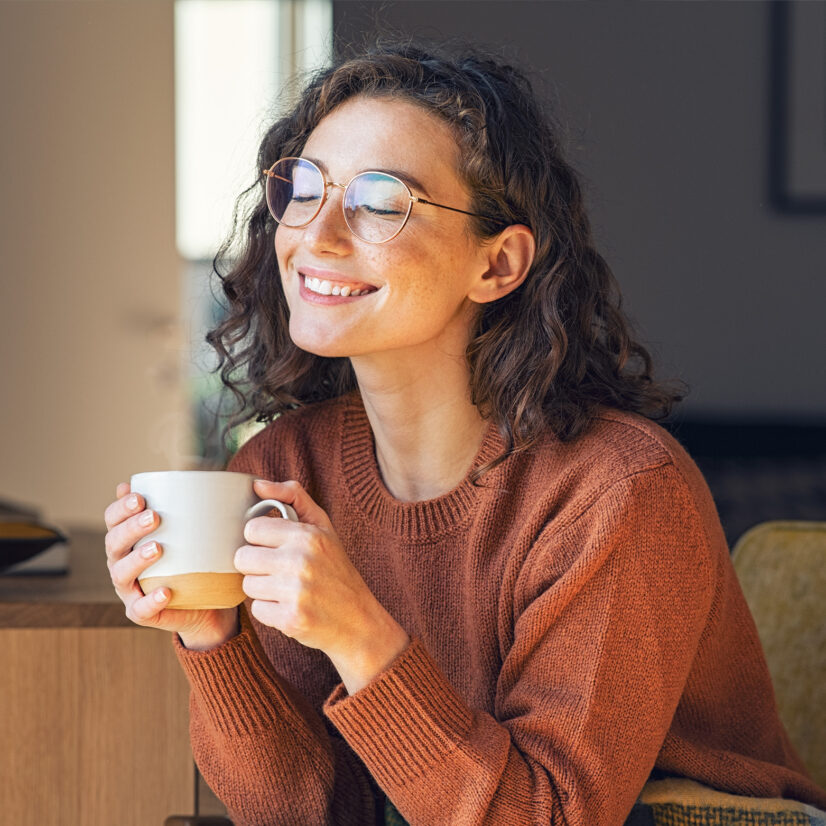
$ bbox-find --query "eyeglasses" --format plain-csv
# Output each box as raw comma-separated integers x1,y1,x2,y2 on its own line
262,157,488,244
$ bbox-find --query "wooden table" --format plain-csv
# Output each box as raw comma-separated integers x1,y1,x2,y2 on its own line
0,528,195,825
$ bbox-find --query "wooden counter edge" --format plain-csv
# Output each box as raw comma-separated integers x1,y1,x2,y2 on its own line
0,601,133,628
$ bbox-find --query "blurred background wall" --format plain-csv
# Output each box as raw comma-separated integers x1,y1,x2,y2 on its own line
336,1,826,419
0,0,823,542
0,1,190,531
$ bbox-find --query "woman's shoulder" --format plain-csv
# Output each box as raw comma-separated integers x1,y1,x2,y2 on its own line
588,408,713,499
588,407,697,476
518,407,717,525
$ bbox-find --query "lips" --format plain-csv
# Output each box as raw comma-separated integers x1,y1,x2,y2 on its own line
298,268,379,298
303,276,376,297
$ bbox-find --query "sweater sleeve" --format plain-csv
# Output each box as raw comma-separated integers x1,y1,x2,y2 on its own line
174,608,379,825
323,462,717,826
171,435,381,825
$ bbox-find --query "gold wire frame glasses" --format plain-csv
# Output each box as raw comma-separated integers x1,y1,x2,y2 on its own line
262,156,488,244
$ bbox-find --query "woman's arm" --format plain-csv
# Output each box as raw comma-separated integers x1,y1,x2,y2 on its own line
175,606,379,826
169,439,381,825
323,462,717,826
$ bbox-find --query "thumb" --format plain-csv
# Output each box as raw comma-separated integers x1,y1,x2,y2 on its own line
252,479,332,530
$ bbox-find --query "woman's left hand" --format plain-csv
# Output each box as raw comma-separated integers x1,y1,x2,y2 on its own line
236,479,410,694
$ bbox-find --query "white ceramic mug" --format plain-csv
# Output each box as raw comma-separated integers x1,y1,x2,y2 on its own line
130,470,298,610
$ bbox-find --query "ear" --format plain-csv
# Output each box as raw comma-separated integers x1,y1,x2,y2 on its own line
467,224,535,304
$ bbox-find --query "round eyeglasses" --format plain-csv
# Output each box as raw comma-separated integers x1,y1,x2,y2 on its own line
262,157,488,244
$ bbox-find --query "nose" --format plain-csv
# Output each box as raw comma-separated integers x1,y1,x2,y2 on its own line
302,181,351,254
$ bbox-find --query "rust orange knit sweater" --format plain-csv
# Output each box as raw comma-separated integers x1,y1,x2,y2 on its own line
174,393,826,825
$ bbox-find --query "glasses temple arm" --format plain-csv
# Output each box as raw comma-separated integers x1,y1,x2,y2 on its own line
262,169,292,183
414,196,488,219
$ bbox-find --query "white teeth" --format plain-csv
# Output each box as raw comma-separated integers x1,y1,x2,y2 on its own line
303,275,371,297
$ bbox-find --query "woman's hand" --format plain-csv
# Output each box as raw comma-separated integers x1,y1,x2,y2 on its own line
236,479,410,694
103,482,240,651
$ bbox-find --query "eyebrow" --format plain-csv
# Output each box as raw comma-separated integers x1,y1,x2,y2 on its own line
304,156,433,199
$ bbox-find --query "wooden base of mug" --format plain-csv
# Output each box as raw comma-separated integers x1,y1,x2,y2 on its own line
138,572,245,610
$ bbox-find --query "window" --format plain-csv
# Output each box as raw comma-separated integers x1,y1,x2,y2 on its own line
174,0,332,464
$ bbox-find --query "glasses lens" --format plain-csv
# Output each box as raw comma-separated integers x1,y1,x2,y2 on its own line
266,158,323,227
343,172,410,243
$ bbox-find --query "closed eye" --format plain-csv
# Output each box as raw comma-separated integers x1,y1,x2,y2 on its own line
363,205,404,216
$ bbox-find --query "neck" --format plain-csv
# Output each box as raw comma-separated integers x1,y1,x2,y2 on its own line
351,349,488,503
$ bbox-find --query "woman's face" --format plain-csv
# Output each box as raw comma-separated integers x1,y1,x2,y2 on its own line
274,96,491,363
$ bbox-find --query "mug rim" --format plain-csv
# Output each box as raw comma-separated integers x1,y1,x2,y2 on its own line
130,470,255,481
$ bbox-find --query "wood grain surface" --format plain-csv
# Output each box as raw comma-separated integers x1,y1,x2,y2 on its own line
0,625,194,825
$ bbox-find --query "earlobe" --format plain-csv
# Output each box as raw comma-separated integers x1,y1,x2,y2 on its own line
468,224,535,304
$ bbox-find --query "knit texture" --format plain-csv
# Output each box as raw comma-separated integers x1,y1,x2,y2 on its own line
173,393,826,825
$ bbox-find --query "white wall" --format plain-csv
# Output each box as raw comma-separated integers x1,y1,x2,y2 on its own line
0,1,191,529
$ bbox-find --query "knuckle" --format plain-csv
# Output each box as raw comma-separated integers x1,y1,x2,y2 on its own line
104,531,120,559
110,555,135,589
130,596,153,624
292,604,311,635
305,529,324,556
235,544,251,569
243,520,259,545
296,556,314,586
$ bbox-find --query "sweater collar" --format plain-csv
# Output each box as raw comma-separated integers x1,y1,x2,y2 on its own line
339,393,506,540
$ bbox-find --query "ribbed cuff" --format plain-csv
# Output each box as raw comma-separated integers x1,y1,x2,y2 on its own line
173,607,314,743
322,638,473,789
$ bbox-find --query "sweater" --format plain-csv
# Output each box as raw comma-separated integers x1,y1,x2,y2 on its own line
173,392,826,825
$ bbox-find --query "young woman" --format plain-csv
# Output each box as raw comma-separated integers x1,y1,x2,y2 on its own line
103,42,826,825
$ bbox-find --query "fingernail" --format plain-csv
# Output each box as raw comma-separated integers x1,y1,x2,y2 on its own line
127,495,139,511
153,589,168,603
140,543,158,559
139,510,154,527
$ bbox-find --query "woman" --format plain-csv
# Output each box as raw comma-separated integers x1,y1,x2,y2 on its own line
103,42,826,825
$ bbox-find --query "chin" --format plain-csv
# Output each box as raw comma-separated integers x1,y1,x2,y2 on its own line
289,322,354,360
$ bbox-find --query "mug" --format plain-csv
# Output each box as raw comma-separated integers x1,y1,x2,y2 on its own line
130,470,298,610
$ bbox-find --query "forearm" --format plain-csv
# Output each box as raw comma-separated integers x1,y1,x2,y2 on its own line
175,610,378,824
190,695,377,826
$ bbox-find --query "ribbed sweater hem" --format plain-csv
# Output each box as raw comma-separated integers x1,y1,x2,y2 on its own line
173,607,320,751
323,638,474,789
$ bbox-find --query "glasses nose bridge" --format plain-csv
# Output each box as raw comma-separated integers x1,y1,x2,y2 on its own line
315,177,348,223
304,176,349,242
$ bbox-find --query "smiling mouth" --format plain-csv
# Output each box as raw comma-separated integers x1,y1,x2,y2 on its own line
302,274,379,297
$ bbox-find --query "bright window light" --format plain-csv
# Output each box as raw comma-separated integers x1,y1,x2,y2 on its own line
175,0,332,262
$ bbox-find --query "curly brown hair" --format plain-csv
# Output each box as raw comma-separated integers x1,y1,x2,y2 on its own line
207,40,684,468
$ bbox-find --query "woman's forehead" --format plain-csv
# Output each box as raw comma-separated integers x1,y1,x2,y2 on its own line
302,96,462,185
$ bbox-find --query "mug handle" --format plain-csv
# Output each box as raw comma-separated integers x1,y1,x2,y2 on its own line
244,498,299,522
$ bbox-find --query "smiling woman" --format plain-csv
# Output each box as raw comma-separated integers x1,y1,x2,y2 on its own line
102,39,826,826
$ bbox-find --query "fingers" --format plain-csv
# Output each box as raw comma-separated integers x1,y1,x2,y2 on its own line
125,587,171,625
243,513,306,549
104,481,173,630
109,540,163,594
104,506,159,565
249,598,304,637
234,541,293,575
104,486,143,531
252,479,332,530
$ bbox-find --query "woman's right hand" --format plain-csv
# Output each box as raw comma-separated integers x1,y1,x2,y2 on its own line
103,481,240,651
